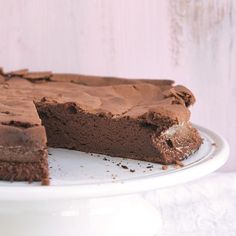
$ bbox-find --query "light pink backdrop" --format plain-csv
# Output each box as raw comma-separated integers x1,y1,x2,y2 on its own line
0,0,235,171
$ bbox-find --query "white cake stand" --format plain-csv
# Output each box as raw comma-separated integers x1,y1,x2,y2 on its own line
0,125,229,236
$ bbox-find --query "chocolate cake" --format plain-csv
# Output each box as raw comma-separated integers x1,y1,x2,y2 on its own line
0,68,202,184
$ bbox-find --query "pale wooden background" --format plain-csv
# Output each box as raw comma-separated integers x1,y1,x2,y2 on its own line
0,0,235,171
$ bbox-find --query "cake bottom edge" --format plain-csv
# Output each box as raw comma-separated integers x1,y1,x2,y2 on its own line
0,158,49,185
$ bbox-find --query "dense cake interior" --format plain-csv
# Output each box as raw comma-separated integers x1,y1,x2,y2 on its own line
35,101,200,164
36,102,166,162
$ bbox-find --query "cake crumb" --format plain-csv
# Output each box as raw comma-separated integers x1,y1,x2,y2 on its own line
174,164,181,169
175,160,184,167
146,165,153,169
121,165,128,169
41,178,50,186
162,165,168,170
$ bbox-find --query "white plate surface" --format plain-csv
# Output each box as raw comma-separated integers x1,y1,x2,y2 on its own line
0,125,229,200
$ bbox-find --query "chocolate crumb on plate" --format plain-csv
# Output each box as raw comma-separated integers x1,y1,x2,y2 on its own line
162,165,168,170
175,160,184,167
174,164,181,169
121,165,129,170
146,165,154,169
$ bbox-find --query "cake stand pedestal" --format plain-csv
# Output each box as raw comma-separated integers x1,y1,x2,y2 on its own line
0,125,229,236
0,194,161,236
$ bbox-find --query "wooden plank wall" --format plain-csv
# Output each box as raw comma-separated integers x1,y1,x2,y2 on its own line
0,0,235,171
